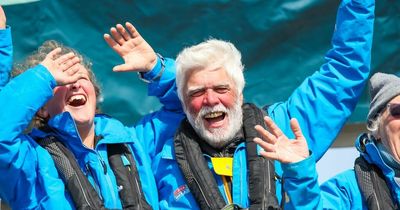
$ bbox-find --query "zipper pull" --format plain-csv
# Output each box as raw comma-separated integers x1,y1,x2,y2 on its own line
96,151,107,175
101,159,107,174
85,163,90,176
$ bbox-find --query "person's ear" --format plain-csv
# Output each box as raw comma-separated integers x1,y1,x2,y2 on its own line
37,106,49,119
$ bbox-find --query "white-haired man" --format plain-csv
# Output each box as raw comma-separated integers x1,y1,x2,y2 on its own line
137,0,375,209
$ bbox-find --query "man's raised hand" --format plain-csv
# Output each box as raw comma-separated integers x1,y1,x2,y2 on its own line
254,117,309,164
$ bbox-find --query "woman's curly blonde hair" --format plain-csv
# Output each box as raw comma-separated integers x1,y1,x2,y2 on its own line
13,40,101,129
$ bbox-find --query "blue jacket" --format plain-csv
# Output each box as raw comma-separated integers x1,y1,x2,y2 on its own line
315,134,400,210
136,0,375,209
0,26,12,89
0,56,177,209
281,153,321,209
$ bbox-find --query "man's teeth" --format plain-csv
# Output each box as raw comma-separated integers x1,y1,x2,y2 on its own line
204,112,224,119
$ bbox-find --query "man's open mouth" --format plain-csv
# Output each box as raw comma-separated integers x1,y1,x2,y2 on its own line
204,111,226,124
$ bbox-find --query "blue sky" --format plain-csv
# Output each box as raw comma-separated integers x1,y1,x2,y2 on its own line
316,147,359,183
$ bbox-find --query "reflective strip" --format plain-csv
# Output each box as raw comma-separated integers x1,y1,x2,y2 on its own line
121,155,130,166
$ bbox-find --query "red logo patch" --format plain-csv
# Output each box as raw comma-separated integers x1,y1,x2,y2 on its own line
173,184,190,200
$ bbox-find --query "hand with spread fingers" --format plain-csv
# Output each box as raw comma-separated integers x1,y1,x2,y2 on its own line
104,22,157,73
254,116,309,164
40,48,83,85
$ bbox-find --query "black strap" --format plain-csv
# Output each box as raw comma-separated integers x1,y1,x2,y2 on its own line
37,135,152,210
242,103,280,210
37,136,106,210
107,144,152,210
174,103,279,209
354,140,398,210
175,121,227,210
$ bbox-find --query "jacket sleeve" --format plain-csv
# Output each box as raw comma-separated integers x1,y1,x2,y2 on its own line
268,0,375,161
142,56,182,112
282,158,362,210
318,170,362,209
0,65,56,202
135,110,184,160
0,26,12,90
281,153,322,209
135,56,185,159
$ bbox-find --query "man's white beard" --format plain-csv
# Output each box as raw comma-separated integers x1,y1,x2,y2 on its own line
186,99,243,149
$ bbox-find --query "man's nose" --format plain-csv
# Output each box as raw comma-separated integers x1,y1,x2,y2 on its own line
203,89,219,106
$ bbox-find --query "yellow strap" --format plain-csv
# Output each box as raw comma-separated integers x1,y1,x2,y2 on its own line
221,176,233,204
211,157,233,177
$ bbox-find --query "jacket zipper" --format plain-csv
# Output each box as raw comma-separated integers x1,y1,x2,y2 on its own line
189,152,212,209
96,150,119,208
193,175,212,208
85,163,103,201
94,150,107,175
126,156,142,209
89,145,118,208
77,167,94,207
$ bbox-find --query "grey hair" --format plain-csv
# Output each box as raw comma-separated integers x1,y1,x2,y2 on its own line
367,112,383,137
175,39,245,106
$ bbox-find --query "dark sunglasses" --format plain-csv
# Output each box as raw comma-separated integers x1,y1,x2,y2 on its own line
387,103,400,118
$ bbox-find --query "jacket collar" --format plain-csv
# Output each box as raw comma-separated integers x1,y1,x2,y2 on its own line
93,113,135,146
356,134,400,203
31,112,135,159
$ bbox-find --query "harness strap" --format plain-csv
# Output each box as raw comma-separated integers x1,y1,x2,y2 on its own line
175,121,227,209
355,156,397,210
37,136,106,210
107,144,152,210
242,103,280,210
355,134,397,210
37,135,152,210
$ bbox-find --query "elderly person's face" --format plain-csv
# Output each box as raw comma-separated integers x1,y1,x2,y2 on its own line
378,95,400,162
183,67,243,148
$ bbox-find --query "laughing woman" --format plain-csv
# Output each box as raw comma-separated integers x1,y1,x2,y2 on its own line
0,22,178,209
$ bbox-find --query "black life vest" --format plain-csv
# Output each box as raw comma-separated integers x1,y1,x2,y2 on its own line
174,103,280,210
354,133,398,210
36,135,152,210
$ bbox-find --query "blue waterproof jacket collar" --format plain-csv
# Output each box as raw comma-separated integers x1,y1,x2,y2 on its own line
31,111,135,158
31,112,134,159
